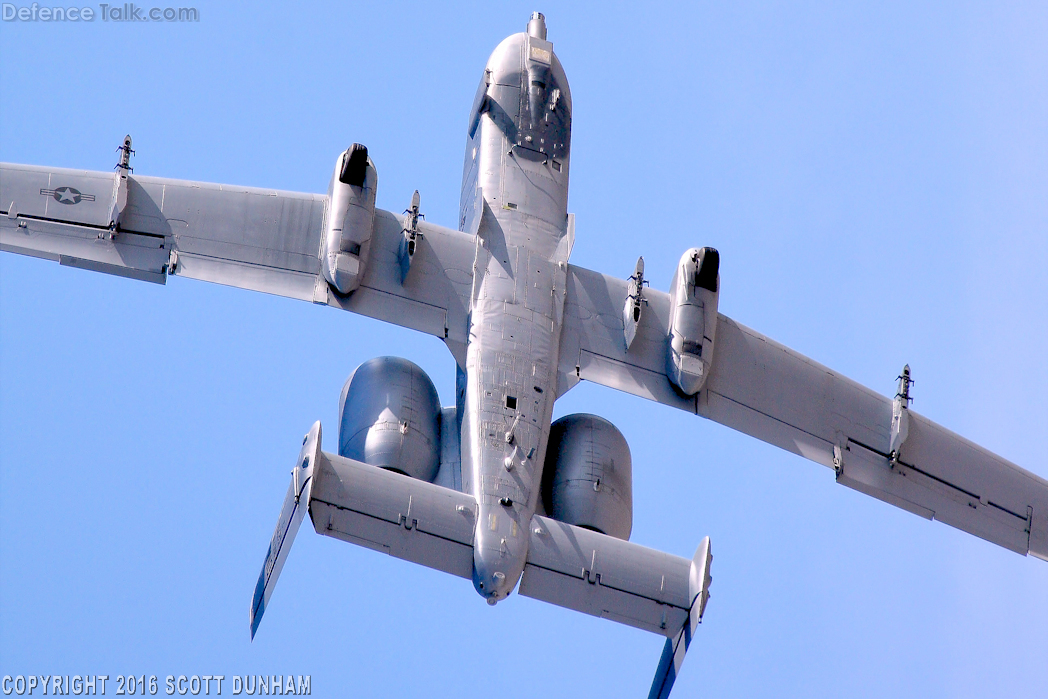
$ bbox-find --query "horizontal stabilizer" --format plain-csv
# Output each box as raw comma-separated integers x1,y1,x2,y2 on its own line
302,440,714,670
249,421,321,640
308,449,479,579
518,518,710,640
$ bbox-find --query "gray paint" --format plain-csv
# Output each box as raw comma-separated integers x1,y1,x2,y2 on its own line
544,413,633,541
322,148,378,294
666,248,719,396
457,27,574,605
2,13,1046,697
338,357,441,483
304,443,708,641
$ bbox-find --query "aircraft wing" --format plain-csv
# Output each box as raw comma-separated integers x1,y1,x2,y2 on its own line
0,162,476,360
558,264,1048,562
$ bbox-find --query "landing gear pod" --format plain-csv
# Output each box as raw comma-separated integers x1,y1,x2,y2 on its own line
322,144,378,294
666,247,720,396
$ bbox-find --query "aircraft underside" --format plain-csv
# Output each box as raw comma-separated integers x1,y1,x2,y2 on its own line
1,12,1045,699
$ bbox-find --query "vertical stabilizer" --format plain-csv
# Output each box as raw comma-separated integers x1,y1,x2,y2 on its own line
249,421,322,639
648,537,712,699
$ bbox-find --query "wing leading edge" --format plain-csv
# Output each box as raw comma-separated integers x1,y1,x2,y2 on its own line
558,264,1048,562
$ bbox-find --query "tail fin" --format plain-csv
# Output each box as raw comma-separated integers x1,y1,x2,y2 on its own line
249,421,321,640
648,536,713,699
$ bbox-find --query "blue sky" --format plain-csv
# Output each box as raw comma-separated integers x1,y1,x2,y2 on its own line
2,2,1046,697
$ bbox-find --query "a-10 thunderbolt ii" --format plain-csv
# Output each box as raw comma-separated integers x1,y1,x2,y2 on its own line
1,13,1046,698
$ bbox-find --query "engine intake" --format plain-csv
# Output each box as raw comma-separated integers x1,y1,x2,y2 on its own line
338,357,441,483
541,414,633,541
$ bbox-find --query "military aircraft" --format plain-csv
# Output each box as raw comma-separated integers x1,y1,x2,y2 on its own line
1,12,1045,698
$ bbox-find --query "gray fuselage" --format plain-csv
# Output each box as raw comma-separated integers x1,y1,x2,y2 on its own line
457,27,573,602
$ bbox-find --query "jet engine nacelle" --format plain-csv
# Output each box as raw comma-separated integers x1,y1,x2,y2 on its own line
541,414,633,541
666,247,720,396
338,356,441,483
322,143,378,295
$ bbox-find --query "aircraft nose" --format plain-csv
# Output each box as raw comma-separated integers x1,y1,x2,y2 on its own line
472,564,513,605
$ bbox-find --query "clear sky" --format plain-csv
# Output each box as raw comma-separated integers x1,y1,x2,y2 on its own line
2,2,1046,697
